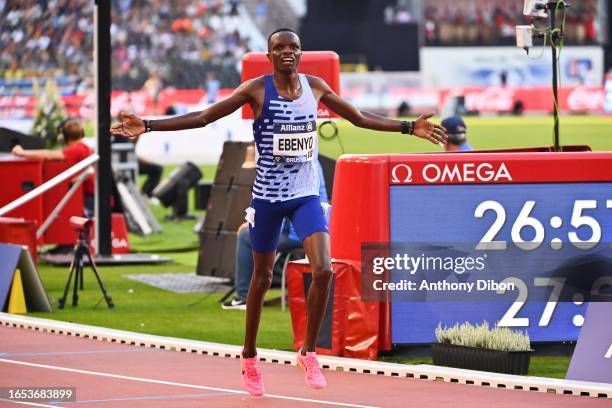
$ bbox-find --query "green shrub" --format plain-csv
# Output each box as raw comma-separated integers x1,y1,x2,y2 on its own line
435,321,531,351
31,78,66,147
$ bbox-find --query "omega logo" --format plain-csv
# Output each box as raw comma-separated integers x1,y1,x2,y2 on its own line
391,164,413,183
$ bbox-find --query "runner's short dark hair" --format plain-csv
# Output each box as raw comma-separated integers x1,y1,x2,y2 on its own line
267,28,298,45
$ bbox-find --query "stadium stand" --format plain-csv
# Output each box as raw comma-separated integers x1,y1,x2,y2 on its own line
0,0,267,95
424,0,602,46
242,0,301,39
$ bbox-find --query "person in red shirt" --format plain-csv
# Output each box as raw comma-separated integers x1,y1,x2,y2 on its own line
12,118,96,216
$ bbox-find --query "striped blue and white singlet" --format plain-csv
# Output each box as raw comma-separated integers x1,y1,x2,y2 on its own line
252,74,319,202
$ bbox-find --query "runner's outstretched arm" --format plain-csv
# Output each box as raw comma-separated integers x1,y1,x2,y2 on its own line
310,76,447,145
110,79,260,139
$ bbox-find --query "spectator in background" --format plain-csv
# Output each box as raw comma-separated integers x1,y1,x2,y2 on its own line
397,100,411,117
112,131,164,202
143,71,163,114
138,157,164,202
384,1,413,25
500,70,508,87
394,6,412,24
228,0,241,16
3,58,24,81
442,116,473,152
205,71,220,104
11,118,95,216
584,9,597,44
255,0,266,28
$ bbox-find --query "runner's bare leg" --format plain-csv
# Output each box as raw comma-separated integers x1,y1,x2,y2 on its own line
242,251,275,358
301,232,333,353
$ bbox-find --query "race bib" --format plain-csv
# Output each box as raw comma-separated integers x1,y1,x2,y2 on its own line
272,120,316,163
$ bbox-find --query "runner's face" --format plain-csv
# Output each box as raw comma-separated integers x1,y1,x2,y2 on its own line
268,32,301,73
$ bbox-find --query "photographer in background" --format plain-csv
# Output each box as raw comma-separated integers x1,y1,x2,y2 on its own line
442,116,473,152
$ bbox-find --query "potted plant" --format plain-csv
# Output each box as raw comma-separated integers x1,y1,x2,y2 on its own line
431,321,533,375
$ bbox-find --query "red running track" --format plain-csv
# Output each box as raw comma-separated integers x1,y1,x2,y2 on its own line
0,326,608,408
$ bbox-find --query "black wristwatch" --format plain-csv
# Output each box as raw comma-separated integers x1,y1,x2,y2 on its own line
143,119,152,133
401,120,415,135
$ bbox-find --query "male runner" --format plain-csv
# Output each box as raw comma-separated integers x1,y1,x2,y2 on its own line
111,28,447,396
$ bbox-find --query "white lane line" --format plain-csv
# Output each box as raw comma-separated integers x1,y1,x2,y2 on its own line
0,359,378,408
0,399,57,408
2,349,159,357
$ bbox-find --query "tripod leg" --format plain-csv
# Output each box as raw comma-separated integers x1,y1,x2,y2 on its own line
72,247,81,306
79,255,84,291
84,247,114,308
219,287,235,303
59,254,77,309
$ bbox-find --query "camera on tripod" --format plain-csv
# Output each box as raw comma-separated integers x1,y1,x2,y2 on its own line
523,0,548,18
516,0,569,151
517,1,569,51
59,216,114,309
70,216,92,232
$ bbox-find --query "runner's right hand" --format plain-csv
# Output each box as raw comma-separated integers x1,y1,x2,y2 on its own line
110,111,145,139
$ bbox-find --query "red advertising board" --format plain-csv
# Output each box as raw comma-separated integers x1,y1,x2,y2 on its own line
438,85,606,113
0,85,604,119
0,157,43,228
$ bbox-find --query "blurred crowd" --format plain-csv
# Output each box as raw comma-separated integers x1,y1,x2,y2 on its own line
0,0,250,94
0,0,94,93
383,0,416,25
111,0,248,90
424,0,601,46
0,0,604,97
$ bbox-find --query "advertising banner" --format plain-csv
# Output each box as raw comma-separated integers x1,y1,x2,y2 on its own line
420,46,604,88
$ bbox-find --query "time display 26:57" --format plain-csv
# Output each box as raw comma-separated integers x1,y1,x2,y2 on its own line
475,199,611,250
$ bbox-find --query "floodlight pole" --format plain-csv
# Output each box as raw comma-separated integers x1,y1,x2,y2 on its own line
94,0,112,255
549,1,560,152
545,0,567,152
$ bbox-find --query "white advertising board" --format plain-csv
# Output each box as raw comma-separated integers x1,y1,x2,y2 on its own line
420,46,604,88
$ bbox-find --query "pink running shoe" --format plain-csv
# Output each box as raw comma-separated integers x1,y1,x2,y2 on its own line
241,356,265,396
297,351,327,389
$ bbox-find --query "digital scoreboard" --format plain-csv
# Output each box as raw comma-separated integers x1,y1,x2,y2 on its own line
330,151,612,348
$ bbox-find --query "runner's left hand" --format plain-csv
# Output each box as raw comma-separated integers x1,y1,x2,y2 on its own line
412,113,447,146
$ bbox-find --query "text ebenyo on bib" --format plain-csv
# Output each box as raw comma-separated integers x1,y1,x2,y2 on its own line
272,120,317,163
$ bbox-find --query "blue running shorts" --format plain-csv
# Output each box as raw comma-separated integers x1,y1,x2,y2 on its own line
246,195,329,253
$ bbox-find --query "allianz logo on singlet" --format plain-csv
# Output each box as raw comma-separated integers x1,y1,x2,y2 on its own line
279,123,311,132
274,120,316,134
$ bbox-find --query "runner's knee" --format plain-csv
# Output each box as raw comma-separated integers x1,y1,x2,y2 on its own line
311,262,332,286
252,267,273,290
